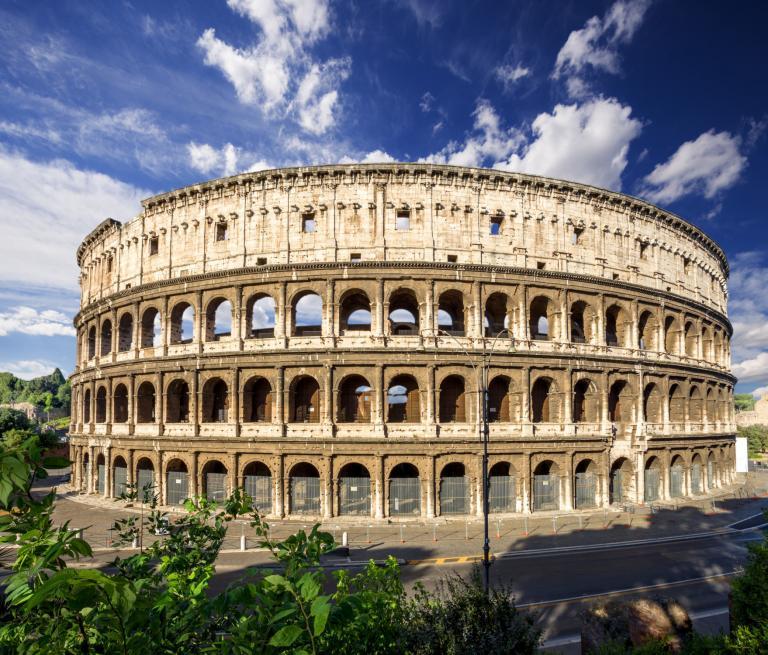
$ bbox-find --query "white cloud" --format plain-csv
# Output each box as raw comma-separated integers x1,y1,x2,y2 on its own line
733,352,768,384
0,306,75,337
0,359,61,380
751,386,768,399
494,64,530,91
396,0,444,28
0,120,62,144
552,0,651,98
339,149,396,164
187,142,271,177
197,0,347,134
419,92,435,113
640,130,746,204
0,147,150,292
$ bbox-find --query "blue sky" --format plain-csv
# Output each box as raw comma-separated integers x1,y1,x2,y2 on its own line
0,0,766,394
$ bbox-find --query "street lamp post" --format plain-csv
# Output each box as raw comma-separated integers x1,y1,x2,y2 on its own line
437,327,512,595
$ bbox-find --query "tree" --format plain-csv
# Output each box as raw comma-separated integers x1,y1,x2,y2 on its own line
739,425,768,456
734,393,756,412
0,408,30,434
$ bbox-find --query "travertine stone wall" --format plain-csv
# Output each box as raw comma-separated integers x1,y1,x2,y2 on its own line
69,164,736,519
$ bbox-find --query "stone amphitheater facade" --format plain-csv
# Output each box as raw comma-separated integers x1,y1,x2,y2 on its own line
69,163,737,519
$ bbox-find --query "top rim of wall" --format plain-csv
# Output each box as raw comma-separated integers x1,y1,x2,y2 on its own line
76,162,729,277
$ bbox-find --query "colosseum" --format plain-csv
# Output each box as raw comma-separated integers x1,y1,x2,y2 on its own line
69,163,737,520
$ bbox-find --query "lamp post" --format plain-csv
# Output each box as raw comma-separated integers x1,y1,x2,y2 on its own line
437,326,513,594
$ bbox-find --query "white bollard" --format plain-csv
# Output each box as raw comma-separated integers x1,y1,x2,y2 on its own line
342,531,348,547
240,534,246,551
131,537,138,549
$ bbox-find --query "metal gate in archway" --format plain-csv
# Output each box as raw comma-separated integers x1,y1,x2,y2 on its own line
205,473,227,502
113,465,128,497
644,468,660,502
167,470,188,505
610,470,624,504
245,475,272,514
137,468,155,500
533,474,558,511
440,476,469,515
85,462,92,491
389,477,421,516
489,475,515,512
670,465,684,498
291,476,321,515
575,472,597,509
691,464,702,495
339,477,371,516
97,464,106,495
707,460,714,489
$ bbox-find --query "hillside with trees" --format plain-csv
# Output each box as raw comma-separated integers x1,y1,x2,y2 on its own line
0,368,70,415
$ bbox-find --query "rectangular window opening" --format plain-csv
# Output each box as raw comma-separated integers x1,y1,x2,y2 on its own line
395,209,410,231
447,254,458,263
572,228,583,245
536,261,545,270
639,242,648,260
106,257,113,272
350,253,361,261
612,273,620,280
302,213,317,233
216,223,228,241
149,237,159,256
256,257,267,266
490,217,503,236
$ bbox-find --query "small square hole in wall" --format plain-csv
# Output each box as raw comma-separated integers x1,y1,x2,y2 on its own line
149,237,159,256
490,216,503,236
683,257,691,274
639,242,648,260
572,227,583,245
256,257,267,266
106,257,112,273
612,273,620,280
302,213,317,233
216,223,228,241
350,253,361,261
447,254,458,263
125,283,131,289
395,209,410,230
536,261,545,270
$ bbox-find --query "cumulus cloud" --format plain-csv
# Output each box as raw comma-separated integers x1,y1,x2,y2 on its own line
340,149,397,164
732,352,768,384
0,306,75,337
552,0,651,97
0,147,149,292
494,64,531,91
187,142,272,177
0,359,62,380
750,386,768,399
197,0,348,134
639,130,746,204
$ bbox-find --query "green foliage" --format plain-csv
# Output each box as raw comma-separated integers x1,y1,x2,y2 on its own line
0,368,70,413
0,408,30,434
738,425,768,456
734,393,756,412
402,569,541,655
730,511,768,630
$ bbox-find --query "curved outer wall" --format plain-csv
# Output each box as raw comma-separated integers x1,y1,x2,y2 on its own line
70,163,736,518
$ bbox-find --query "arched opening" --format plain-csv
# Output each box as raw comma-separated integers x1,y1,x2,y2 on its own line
670,455,685,498
714,330,724,365
136,382,156,423
206,298,232,341
488,376,511,422
489,461,516,513
439,375,466,423
202,460,228,502
100,319,112,356
243,461,272,513
339,291,371,333
573,379,598,423
531,377,556,423
643,383,661,423
532,460,559,511
574,459,598,509
118,313,133,352
664,316,680,354
706,452,716,489
292,292,322,336
388,289,419,335
706,388,716,423
638,311,657,350
87,326,96,359
484,293,509,337
439,462,469,515
644,457,661,502
669,384,685,424
289,463,321,515
338,463,371,516
690,454,703,495
95,387,107,423
248,294,276,338
388,463,421,516
610,458,632,504
113,456,128,497
529,296,552,340
291,376,320,423
701,326,713,361
608,380,629,423
570,301,592,344
83,389,91,423
96,453,106,495
684,321,698,357
338,375,372,423
243,377,272,422
689,386,703,423
437,290,465,336
166,459,188,505
166,379,190,423
141,308,161,348
170,302,195,344
202,378,229,423
82,452,90,491
113,384,128,423
605,305,629,347
387,375,420,423
136,458,155,499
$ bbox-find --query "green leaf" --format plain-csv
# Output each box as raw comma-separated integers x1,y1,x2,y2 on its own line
311,596,331,636
268,624,304,647
298,572,320,602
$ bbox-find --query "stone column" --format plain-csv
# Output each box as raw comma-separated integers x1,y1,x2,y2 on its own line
157,371,164,435
322,365,333,424
522,367,531,424
195,290,204,352
563,453,574,511
559,290,569,342
375,364,385,428
424,457,435,518
232,367,240,437
473,281,482,339
564,368,573,424
375,279,385,337
426,365,436,426
276,366,285,428
233,284,244,346
103,446,111,498
275,456,285,517
375,456,384,519
323,457,332,518
636,452,645,504
192,370,200,437
521,454,531,514
425,280,435,337
132,301,140,356
277,282,288,344
630,300,639,350
597,294,606,346
324,279,335,339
